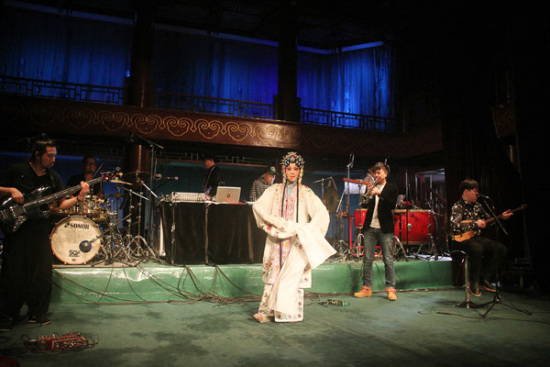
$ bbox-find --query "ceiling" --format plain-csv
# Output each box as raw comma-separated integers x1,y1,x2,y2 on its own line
7,0,407,49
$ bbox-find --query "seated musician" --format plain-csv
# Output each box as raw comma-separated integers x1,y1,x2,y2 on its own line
66,155,104,198
450,179,513,296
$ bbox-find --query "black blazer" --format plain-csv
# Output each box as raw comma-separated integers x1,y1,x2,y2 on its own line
361,183,398,234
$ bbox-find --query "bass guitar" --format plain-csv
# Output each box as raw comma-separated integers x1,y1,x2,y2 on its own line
0,175,107,234
452,204,527,242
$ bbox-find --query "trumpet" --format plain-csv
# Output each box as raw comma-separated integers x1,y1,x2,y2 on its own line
360,175,380,205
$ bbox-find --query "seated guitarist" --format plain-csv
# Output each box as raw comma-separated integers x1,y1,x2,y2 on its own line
450,179,513,296
0,137,89,330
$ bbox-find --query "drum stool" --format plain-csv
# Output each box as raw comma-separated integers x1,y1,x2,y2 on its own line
450,250,477,308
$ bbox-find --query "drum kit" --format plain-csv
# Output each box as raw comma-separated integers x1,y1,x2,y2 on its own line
50,177,156,266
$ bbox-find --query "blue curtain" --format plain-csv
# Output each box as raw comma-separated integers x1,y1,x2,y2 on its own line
1,6,394,118
298,46,395,118
152,31,279,105
0,7,131,86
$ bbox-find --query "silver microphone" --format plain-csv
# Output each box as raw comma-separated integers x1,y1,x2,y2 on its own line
155,173,179,181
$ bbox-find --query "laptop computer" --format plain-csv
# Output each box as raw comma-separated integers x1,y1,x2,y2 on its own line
215,186,241,204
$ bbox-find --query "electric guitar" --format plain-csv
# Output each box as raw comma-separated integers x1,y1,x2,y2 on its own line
0,175,108,234
452,204,527,242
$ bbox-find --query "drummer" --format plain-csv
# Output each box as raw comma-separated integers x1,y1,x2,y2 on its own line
66,155,104,198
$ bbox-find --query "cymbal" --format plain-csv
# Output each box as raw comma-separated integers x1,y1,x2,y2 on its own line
107,193,126,199
322,186,339,213
110,178,132,185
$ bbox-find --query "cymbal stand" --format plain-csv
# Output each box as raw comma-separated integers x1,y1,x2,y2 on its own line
132,133,165,250
91,209,135,267
333,191,351,259
349,222,364,260
393,236,408,261
93,188,138,265
393,213,409,262
415,208,438,260
136,180,161,261
120,186,149,260
93,183,125,264
348,181,366,261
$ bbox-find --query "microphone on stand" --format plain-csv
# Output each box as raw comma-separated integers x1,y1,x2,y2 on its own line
154,173,179,181
477,193,491,200
347,153,354,169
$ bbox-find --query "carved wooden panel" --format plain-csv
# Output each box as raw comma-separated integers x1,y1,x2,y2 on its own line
0,94,442,158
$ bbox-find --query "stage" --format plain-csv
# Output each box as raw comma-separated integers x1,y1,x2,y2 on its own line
50,256,455,304
2,254,549,367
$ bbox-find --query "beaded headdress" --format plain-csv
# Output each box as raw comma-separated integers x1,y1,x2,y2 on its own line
281,151,304,185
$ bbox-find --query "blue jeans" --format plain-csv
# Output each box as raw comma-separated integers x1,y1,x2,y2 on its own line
362,227,395,289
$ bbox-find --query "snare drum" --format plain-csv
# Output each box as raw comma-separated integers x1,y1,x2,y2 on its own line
77,195,108,222
393,209,435,245
51,216,101,264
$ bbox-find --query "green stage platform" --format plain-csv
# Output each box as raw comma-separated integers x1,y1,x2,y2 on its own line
51,257,455,304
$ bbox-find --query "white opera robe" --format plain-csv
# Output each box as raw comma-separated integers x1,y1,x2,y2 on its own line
252,183,335,318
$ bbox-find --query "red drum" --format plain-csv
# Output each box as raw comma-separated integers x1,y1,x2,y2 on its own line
354,209,369,228
393,209,435,245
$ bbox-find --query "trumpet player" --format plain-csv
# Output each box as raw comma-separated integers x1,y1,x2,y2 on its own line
354,162,399,301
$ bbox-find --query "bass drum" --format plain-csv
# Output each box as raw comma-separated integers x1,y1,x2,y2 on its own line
51,216,101,264
393,209,435,245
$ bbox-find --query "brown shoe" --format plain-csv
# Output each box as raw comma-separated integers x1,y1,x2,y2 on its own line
469,282,482,297
469,287,482,297
480,279,497,293
386,288,397,301
354,286,372,298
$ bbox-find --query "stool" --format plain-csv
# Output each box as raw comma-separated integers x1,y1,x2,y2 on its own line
450,250,477,308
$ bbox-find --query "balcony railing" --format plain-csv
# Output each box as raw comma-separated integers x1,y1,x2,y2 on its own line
155,91,274,119
301,107,395,132
0,75,124,105
0,75,394,131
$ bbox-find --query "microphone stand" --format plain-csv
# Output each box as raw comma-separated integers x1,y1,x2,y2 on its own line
313,176,333,201
131,133,165,253
344,156,355,258
479,196,508,236
345,156,353,218
475,196,530,318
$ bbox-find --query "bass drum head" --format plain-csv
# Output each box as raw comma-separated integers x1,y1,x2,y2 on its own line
51,215,101,264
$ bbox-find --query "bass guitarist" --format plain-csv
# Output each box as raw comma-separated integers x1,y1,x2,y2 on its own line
0,137,89,330
450,179,513,297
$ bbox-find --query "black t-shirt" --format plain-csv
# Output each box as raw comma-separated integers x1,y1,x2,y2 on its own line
202,165,225,196
1,162,64,213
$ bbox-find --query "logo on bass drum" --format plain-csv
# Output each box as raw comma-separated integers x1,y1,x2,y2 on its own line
64,222,90,230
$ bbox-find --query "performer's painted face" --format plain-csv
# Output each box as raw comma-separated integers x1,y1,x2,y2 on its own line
285,163,300,183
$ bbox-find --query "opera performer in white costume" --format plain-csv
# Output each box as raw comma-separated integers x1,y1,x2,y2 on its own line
252,152,335,323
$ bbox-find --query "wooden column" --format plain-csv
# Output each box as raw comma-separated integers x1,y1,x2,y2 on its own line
125,1,156,108
276,1,300,122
